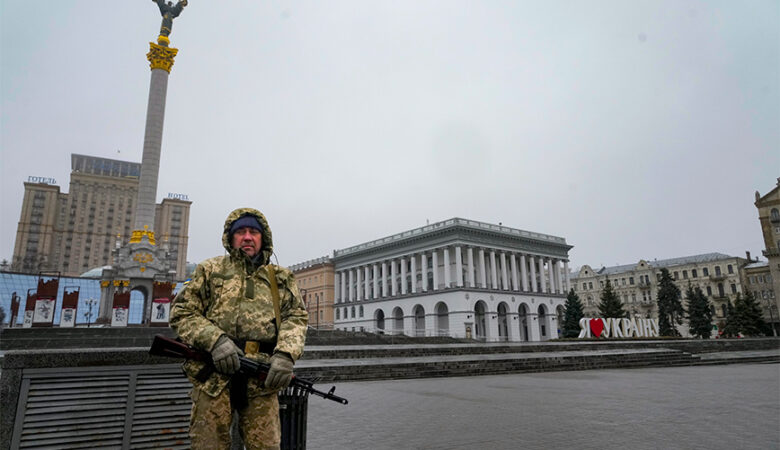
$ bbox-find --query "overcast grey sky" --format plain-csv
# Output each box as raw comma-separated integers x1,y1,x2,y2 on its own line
1,1,778,271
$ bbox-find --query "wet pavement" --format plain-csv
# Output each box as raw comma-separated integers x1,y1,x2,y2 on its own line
306,362,780,450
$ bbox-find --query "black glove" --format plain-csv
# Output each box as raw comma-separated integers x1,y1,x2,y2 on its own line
211,335,244,375
265,352,294,390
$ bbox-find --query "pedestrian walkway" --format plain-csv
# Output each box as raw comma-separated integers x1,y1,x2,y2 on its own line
306,363,780,450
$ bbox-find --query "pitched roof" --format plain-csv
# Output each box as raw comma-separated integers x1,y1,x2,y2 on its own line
595,253,736,276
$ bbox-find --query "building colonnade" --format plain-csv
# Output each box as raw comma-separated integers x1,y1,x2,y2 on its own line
333,245,571,304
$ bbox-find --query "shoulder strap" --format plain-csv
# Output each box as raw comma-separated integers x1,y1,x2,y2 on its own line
266,264,282,331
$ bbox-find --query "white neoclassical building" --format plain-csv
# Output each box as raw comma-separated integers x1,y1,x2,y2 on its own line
332,218,573,342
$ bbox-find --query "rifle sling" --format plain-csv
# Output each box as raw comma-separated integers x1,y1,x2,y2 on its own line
266,265,282,334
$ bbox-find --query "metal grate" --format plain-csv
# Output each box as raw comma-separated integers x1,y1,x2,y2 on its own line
11,364,309,449
11,365,191,450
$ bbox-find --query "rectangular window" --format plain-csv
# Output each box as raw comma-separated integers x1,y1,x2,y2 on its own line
629,277,634,285
731,284,737,294
727,265,733,274
706,286,712,296
683,270,688,279
692,269,697,278
621,278,626,285
703,268,709,276
674,271,679,280
715,266,722,276
588,282,593,289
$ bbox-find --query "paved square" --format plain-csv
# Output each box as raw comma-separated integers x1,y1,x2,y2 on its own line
307,363,780,450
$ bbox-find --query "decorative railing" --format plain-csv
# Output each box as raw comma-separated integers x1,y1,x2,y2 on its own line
335,218,567,257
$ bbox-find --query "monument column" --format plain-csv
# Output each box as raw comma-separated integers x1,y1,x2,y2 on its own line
100,2,187,324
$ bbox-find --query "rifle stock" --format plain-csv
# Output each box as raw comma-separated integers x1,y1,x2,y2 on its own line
149,335,348,405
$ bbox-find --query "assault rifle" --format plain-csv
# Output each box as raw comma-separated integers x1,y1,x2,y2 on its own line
149,334,348,405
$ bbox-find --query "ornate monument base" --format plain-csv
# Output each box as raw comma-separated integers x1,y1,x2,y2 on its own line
99,230,176,325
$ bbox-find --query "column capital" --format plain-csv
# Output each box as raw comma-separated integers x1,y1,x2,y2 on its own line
147,42,178,73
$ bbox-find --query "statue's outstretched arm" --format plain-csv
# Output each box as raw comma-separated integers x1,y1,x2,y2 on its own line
153,0,166,15
172,0,187,18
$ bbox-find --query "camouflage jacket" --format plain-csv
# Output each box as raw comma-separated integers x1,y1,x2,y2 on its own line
170,208,308,397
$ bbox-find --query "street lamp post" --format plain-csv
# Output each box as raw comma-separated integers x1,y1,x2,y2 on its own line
300,288,309,329
765,297,778,337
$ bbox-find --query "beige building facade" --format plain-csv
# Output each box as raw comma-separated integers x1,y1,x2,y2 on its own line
12,154,191,279
742,260,778,334
290,256,335,330
754,178,780,332
572,253,748,332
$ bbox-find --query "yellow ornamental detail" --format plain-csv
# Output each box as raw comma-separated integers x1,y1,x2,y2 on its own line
101,280,110,288
146,42,178,73
133,252,155,264
129,228,156,245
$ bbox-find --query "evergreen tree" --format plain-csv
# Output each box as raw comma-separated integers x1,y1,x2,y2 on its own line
656,268,684,337
721,298,740,337
598,278,626,318
562,288,585,338
736,291,767,336
686,285,713,339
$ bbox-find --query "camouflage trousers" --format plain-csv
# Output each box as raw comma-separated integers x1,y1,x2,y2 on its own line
189,387,281,450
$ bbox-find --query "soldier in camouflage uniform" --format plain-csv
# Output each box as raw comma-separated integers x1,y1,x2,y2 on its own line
170,208,308,450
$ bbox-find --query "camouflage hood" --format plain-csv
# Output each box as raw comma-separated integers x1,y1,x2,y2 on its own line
222,208,273,266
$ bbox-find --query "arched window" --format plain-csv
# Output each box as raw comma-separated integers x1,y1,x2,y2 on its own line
359,306,364,318
351,306,356,318
771,208,780,223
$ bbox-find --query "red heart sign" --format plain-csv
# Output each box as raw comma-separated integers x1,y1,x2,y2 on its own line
590,318,604,337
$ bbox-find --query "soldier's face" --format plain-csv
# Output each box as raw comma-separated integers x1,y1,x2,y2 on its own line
232,227,262,257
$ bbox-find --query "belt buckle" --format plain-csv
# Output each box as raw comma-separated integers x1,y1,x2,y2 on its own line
244,341,259,356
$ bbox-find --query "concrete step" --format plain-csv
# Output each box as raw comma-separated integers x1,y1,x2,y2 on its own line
294,349,703,382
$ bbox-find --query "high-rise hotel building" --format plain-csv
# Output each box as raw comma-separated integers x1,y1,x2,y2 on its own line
12,154,190,279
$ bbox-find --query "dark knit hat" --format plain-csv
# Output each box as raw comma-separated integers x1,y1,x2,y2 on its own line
229,215,263,235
